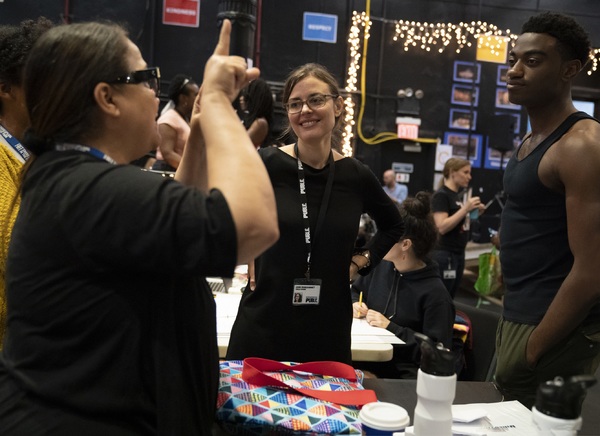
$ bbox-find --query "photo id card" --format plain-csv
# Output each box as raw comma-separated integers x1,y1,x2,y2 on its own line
293,278,322,305
443,269,457,279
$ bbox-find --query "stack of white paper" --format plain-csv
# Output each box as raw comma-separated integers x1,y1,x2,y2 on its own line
451,401,537,435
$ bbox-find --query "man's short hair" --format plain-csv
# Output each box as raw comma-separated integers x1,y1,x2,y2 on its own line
521,12,591,67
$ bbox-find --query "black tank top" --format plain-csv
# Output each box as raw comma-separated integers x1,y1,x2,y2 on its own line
501,111,600,324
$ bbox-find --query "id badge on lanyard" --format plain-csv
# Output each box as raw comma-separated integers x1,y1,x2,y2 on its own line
443,256,456,279
292,278,322,305
292,144,334,307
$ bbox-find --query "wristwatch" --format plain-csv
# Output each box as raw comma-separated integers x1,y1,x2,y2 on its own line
359,250,371,268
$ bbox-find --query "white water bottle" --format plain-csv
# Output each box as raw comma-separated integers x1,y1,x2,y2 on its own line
532,375,596,435
406,333,456,436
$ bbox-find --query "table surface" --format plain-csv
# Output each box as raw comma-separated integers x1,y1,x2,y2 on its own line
363,378,600,435
214,292,401,362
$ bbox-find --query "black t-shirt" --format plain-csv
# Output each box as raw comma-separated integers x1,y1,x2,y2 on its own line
431,185,469,253
0,151,237,434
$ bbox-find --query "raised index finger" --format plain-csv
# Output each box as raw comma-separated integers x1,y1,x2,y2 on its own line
214,19,231,56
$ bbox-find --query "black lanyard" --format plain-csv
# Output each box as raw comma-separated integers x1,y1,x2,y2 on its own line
294,143,335,279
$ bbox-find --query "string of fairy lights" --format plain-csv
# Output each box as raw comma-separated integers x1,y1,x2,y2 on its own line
393,19,518,55
342,11,600,156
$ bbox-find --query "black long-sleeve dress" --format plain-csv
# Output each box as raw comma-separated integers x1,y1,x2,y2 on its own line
226,147,404,364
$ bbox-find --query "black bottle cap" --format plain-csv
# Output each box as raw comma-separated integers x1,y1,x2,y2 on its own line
415,332,455,376
535,375,597,420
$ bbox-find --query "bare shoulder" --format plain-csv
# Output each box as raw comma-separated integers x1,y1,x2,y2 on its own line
556,119,600,164
546,119,600,192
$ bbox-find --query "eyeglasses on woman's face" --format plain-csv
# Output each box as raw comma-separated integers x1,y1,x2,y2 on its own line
109,67,161,97
284,93,338,114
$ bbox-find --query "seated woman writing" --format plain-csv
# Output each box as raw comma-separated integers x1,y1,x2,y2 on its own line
352,191,455,379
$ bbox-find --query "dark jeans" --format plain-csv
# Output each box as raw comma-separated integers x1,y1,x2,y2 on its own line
431,249,465,299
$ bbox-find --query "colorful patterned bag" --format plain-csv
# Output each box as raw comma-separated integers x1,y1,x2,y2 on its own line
216,358,377,435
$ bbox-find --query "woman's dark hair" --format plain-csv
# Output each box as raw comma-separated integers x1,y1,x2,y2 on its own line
0,17,53,115
521,12,591,67
23,21,130,155
399,191,438,260
240,79,273,129
167,73,195,103
281,63,345,151
235,79,275,146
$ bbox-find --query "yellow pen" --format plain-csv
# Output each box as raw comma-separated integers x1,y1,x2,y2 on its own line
358,291,363,306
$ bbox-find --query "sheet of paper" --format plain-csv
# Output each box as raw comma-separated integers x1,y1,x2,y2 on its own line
351,335,387,344
215,293,242,318
351,319,404,344
451,401,537,435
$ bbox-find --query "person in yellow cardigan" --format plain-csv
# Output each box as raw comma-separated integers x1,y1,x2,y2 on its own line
0,18,53,346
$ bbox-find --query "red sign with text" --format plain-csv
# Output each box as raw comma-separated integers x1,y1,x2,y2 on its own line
163,0,199,28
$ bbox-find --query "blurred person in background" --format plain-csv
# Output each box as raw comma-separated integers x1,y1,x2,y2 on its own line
0,17,53,348
151,73,199,171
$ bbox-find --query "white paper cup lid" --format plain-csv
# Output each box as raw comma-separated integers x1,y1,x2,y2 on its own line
359,402,410,431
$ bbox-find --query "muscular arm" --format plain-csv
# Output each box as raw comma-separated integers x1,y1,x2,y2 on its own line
527,122,600,365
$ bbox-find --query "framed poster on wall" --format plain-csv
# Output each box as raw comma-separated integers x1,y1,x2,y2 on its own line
497,65,509,85
449,108,477,130
443,131,483,168
495,87,521,110
453,61,481,83
451,84,479,107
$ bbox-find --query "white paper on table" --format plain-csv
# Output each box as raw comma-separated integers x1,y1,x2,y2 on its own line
351,335,388,344
351,319,404,344
214,293,242,318
451,400,537,435
216,317,236,335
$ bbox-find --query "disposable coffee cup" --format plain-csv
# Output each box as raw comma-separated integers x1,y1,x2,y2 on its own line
359,402,410,435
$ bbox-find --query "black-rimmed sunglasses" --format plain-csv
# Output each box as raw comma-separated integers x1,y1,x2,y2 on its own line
109,67,161,96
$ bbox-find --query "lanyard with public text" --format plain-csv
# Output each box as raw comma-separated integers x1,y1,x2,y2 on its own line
55,143,117,165
0,124,30,162
294,143,335,279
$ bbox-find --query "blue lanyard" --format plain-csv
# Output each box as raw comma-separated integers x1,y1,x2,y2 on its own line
0,124,30,162
55,143,117,165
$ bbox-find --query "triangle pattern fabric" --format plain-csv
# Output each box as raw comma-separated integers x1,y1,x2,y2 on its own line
215,360,365,434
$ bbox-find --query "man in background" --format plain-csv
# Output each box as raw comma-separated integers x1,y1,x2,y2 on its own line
495,12,600,408
382,169,408,205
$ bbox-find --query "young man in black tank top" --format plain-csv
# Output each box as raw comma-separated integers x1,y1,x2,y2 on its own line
495,12,600,408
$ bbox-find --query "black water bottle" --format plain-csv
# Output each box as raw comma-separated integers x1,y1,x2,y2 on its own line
532,374,597,435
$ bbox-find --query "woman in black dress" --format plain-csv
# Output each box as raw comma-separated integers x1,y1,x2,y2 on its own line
226,63,404,364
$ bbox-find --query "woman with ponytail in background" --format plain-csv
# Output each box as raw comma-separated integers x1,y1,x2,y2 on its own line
352,192,455,379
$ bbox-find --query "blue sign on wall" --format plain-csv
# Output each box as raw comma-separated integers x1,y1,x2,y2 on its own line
303,12,338,44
